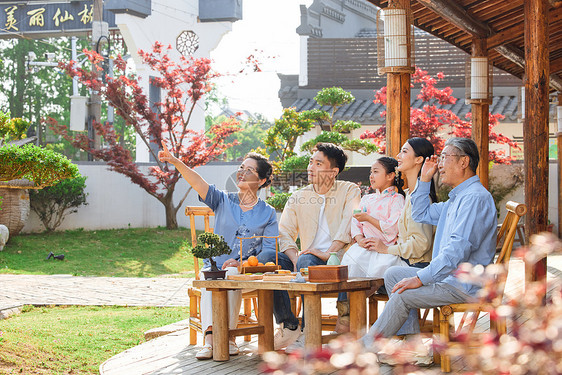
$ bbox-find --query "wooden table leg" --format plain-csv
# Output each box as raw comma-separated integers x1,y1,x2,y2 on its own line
303,293,322,350
257,289,273,354
349,290,367,338
211,289,229,361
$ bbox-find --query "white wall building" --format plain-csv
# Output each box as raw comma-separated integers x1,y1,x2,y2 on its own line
108,0,242,162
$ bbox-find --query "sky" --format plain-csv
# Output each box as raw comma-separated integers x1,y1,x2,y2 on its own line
209,0,313,121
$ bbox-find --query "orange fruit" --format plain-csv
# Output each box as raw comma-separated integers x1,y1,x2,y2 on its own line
242,261,250,267
248,256,259,267
265,261,275,266
257,262,264,266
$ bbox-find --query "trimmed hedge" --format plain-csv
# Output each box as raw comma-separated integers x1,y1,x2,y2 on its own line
0,144,78,188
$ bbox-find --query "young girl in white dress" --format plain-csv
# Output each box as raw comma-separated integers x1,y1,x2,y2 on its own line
341,156,406,278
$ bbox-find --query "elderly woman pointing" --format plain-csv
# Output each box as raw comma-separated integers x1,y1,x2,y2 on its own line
158,142,279,359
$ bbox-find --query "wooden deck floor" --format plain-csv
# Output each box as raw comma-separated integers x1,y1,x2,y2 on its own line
100,254,562,375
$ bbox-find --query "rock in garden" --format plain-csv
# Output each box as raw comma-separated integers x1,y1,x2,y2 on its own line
0,224,9,251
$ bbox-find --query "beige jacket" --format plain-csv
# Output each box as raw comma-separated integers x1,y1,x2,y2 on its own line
279,180,361,253
386,190,433,264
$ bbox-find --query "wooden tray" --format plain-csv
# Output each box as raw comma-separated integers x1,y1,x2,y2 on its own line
228,274,263,281
239,265,280,273
262,272,297,282
308,265,348,282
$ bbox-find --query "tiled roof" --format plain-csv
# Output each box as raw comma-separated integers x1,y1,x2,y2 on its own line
288,96,559,125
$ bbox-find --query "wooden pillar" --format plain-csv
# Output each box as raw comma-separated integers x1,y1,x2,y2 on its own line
386,73,411,158
470,38,490,189
385,0,411,159
524,0,548,293
559,93,562,238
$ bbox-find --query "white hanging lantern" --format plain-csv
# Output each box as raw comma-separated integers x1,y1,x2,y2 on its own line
556,105,562,134
471,57,488,99
465,56,493,104
376,5,414,74
520,86,525,120
384,9,408,67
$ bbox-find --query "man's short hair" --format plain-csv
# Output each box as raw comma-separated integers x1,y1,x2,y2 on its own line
314,142,347,174
445,137,479,173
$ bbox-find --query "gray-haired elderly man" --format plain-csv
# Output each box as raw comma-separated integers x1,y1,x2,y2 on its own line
362,138,497,353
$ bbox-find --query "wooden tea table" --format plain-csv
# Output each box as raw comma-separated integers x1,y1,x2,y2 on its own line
192,277,383,361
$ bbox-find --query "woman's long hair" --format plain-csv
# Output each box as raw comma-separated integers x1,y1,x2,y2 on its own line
406,137,438,202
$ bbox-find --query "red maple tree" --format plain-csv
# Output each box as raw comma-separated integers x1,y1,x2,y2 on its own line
360,67,519,163
47,42,240,229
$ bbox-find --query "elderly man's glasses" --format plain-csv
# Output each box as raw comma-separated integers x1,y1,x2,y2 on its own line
437,153,467,163
237,166,258,176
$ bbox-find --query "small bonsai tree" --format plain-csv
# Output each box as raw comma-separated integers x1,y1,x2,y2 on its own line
190,232,232,272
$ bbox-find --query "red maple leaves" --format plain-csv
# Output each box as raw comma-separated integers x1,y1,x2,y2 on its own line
47,42,240,228
361,67,519,163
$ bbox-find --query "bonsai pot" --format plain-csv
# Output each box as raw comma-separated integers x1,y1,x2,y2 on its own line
202,269,227,280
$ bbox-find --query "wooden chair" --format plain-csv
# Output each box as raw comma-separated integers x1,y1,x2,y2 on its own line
434,201,527,372
186,206,258,345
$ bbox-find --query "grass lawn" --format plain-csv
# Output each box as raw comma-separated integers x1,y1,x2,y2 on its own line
0,305,187,374
0,228,198,278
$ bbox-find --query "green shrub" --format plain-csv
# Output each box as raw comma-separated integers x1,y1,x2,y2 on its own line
266,191,292,211
300,131,349,153
29,176,88,232
333,119,362,133
0,111,30,142
314,87,355,108
0,144,78,187
281,155,310,173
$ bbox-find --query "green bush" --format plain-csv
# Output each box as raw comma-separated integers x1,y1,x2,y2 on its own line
266,191,292,211
300,131,349,153
281,155,310,173
29,176,88,232
314,87,355,108
0,144,78,187
0,111,30,142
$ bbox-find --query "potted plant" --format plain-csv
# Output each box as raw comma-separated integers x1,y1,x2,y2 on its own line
191,232,232,280
0,143,79,236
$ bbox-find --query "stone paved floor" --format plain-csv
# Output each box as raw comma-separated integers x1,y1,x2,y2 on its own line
1,254,561,375
0,274,193,310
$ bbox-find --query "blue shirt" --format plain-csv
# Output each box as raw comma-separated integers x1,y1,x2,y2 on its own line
199,184,279,269
411,175,497,296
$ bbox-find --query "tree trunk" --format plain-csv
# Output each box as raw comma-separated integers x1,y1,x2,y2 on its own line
163,197,179,229
160,187,180,230
11,38,28,118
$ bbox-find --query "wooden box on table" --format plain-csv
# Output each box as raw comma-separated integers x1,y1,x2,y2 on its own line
308,265,348,283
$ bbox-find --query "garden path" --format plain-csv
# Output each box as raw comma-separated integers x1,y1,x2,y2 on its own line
0,274,192,314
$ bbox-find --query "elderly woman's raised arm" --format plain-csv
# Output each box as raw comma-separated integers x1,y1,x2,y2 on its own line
158,141,209,200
